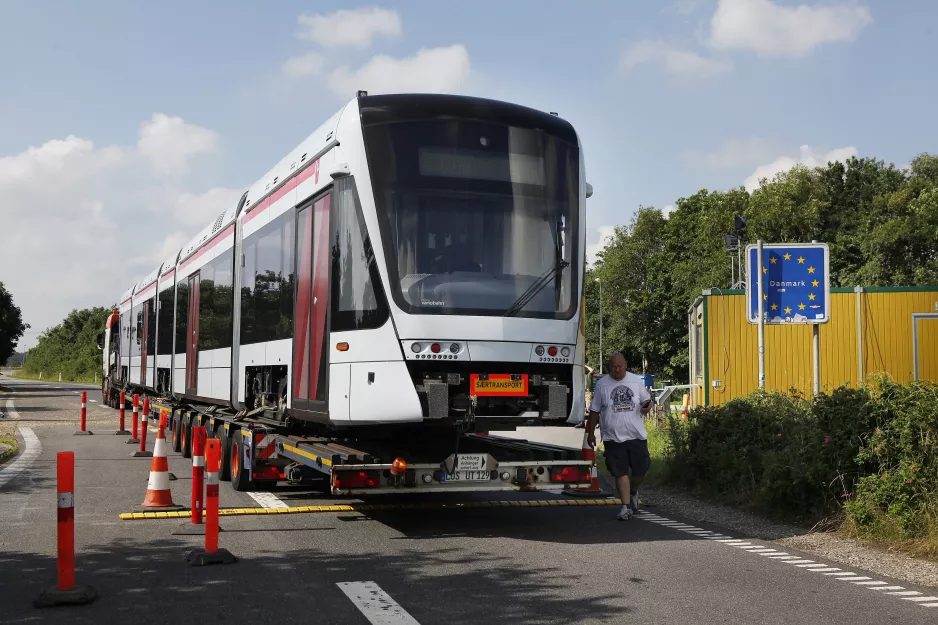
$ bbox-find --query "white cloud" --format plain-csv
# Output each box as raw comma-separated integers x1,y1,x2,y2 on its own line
668,0,704,16
282,52,326,78
621,40,732,80
662,204,677,218
586,225,618,268
137,113,217,177
744,144,857,191
709,0,873,58
0,117,241,350
297,6,401,48
686,137,777,170
328,45,472,98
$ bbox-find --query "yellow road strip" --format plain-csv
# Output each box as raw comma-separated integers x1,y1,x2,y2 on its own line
118,498,619,520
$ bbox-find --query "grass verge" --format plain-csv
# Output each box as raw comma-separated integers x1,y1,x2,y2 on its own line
0,431,18,467
8,370,99,384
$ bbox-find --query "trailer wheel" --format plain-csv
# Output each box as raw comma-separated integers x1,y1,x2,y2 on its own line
217,425,232,482
230,432,251,492
181,414,193,459
171,411,183,453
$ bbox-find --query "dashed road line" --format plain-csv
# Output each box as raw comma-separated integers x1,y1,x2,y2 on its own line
337,581,421,624
633,510,933,613
246,491,288,509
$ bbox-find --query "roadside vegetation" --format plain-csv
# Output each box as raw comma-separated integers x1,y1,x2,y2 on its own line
19,307,111,384
656,378,938,560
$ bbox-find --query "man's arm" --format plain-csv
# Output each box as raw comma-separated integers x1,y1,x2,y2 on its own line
586,410,600,447
639,385,653,415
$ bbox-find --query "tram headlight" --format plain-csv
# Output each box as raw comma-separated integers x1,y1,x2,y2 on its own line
431,343,441,353
449,343,460,354
548,346,558,357
535,345,545,356
411,343,421,353
561,346,570,357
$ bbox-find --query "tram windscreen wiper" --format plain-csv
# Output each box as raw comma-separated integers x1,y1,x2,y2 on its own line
502,259,570,317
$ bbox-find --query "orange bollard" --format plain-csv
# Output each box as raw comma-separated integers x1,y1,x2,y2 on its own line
126,394,140,445
115,391,130,435
174,426,208,535
34,452,97,607
186,439,235,565
74,392,92,436
133,398,152,457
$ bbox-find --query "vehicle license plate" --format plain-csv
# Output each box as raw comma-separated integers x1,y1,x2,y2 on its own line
470,374,528,396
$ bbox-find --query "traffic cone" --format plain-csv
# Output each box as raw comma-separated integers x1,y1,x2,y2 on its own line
139,425,184,511
563,425,607,498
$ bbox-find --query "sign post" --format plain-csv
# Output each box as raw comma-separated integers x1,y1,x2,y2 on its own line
746,242,831,395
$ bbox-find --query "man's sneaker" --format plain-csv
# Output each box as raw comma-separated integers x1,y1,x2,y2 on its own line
630,492,641,512
616,505,633,521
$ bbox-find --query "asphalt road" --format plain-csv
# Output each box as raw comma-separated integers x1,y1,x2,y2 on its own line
1,376,937,624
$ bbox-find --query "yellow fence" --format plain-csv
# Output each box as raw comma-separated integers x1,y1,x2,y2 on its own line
689,287,938,407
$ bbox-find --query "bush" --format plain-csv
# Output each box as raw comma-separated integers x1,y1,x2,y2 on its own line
664,378,938,535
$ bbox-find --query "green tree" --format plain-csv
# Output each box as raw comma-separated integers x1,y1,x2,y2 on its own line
0,282,29,367
24,307,111,380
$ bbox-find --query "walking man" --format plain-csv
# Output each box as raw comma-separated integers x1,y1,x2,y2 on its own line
586,352,652,520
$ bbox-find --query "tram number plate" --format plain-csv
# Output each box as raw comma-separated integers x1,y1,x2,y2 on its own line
470,374,528,396
444,471,491,482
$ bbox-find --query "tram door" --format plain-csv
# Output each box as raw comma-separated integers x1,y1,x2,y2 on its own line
292,194,331,414
140,300,150,385
185,273,200,395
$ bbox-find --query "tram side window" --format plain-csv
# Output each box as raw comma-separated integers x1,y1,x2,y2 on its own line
213,249,234,350
132,305,142,357
198,260,217,351
120,311,131,359
175,281,189,355
331,176,389,332
240,210,296,345
157,287,174,356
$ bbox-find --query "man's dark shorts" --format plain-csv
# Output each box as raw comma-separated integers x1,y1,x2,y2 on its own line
603,439,651,478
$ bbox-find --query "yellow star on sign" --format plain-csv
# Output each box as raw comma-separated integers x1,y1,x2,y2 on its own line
784,307,792,315
770,256,777,264
763,294,768,300
812,279,819,287
771,304,778,311
797,256,805,264
762,266,767,274
809,293,816,301
799,303,806,311
783,253,791,260
808,266,816,274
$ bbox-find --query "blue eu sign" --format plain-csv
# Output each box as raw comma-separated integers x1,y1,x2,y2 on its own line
746,243,830,324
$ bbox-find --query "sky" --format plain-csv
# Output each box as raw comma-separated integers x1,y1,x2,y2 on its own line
2,0,936,350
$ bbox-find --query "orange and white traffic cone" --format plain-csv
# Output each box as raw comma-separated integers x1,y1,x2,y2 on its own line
563,424,607,498
140,425,183,510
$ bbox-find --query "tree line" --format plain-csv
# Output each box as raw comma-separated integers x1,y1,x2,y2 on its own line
584,154,938,383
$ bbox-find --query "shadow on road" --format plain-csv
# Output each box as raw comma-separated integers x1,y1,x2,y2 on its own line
0,536,630,624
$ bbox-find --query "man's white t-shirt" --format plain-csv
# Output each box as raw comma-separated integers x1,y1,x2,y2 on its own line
589,372,652,443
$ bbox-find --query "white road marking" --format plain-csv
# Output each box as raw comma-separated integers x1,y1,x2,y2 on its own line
337,581,420,625
246,491,288,509
633,510,935,611
0,404,42,490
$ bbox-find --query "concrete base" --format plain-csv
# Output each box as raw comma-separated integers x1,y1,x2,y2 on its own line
131,450,152,458
125,438,139,445
114,430,131,436
73,430,93,436
34,584,98,608
186,548,236,566
134,504,186,513
173,522,225,535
